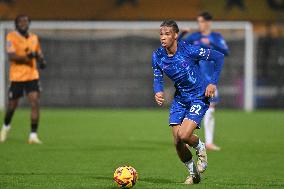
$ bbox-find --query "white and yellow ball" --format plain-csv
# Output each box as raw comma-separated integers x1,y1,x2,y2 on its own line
113,166,138,188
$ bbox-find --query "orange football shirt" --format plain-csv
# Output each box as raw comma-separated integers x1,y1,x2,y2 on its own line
6,31,42,82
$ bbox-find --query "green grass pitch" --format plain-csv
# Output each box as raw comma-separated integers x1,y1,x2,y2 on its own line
0,109,283,189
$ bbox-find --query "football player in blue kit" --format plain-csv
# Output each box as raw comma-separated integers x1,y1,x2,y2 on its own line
179,12,229,151
152,20,224,184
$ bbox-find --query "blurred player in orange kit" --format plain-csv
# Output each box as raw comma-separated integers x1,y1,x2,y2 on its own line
0,15,47,144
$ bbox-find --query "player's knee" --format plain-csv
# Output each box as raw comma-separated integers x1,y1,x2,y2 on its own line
177,131,191,143
7,104,17,111
188,134,199,146
8,98,18,104
31,117,39,122
30,99,39,109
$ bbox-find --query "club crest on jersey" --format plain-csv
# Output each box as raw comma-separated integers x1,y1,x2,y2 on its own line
182,62,188,67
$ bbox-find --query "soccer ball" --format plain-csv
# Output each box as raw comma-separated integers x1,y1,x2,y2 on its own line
113,166,138,188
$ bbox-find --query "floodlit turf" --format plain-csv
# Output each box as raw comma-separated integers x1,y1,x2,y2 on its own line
0,109,283,189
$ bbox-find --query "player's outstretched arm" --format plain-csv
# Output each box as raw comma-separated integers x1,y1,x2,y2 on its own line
184,44,224,85
36,39,47,69
152,52,164,106
203,49,223,97
206,49,224,85
209,34,229,56
36,52,47,70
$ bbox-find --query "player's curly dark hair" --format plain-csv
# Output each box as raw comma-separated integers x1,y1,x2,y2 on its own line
160,20,179,33
198,11,213,21
15,14,31,26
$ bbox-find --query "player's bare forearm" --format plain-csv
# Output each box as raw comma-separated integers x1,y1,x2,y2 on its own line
36,51,44,60
155,92,164,106
36,52,46,62
8,53,30,64
205,84,216,97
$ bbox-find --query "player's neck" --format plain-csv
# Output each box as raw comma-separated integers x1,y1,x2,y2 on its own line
17,30,29,38
166,41,177,57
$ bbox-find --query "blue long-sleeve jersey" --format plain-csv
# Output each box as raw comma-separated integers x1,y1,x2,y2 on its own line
178,31,229,84
152,40,224,102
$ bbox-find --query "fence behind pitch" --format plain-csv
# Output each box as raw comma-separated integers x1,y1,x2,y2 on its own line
0,21,254,109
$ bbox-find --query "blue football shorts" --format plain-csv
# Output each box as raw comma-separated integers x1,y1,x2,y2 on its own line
169,97,210,129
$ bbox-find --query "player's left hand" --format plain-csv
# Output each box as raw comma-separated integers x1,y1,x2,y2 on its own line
205,84,216,98
37,55,47,69
36,53,47,69
38,59,47,69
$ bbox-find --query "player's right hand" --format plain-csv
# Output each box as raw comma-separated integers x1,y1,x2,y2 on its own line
155,92,164,106
205,84,216,98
